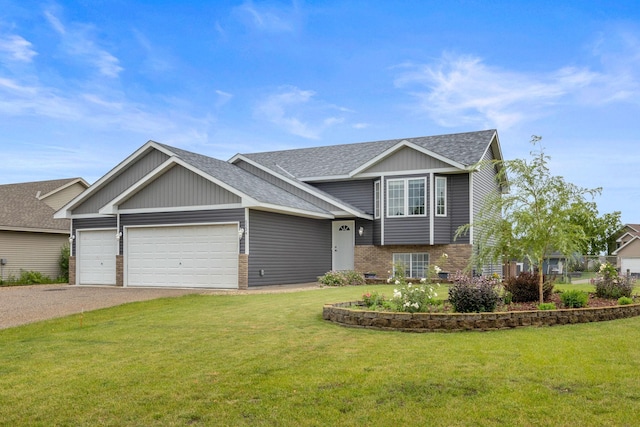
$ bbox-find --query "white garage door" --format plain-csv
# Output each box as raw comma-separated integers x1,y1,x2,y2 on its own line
78,229,117,285
621,258,640,274
126,224,238,288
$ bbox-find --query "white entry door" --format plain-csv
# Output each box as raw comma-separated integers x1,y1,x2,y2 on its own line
77,229,117,285
332,220,355,271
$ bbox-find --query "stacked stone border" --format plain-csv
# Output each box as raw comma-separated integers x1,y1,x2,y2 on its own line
323,301,640,332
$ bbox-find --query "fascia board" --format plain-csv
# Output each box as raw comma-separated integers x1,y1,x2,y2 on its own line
55,141,170,218
0,226,68,234
355,167,462,179
616,232,635,243
99,156,253,214
613,236,640,255
229,155,368,219
115,204,244,215
251,203,335,219
348,140,466,178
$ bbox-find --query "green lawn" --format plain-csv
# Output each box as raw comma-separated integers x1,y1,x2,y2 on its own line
1,285,640,426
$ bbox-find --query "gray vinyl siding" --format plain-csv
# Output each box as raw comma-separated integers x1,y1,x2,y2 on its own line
384,216,430,245
355,219,374,246
450,173,470,244
73,149,170,215
120,209,245,254
235,160,339,212
472,143,502,275
248,210,331,286
311,180,374,214
120,165,240,210
365,146,451,174
0,230,69,280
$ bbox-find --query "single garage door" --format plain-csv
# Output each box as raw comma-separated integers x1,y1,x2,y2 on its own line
621,258,640,274
77,229,117,285
126,224,238,288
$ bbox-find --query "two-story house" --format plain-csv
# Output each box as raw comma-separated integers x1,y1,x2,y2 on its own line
55,129,504,289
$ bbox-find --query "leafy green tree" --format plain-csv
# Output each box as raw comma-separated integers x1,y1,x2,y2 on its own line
457,136,601,304
569,202,622,255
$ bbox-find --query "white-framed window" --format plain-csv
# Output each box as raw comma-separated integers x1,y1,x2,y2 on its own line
435,176,447,217
393,253,429,278
374,180,381,219
386,178,426,217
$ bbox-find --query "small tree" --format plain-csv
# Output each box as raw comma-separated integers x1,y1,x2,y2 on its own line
457,136,601,304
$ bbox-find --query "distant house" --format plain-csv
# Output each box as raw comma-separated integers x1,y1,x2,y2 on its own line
0,178,89,281
612,224,640,275
55,130,505,289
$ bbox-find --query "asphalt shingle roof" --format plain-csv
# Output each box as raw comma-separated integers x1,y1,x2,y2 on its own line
240,129,497,179
0,179,81,231
155,143,350,216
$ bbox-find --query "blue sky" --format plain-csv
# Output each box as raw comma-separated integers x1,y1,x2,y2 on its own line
1,1,639,222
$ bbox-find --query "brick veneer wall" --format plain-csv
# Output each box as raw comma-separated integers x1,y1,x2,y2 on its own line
323,302,640,332
354,244,472,278
238,254,248,289
116,255,123,287
68,256,76,285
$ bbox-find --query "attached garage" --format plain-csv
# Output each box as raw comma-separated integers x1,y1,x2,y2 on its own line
77,229,117,285
125,223,239,288
620,257,640,275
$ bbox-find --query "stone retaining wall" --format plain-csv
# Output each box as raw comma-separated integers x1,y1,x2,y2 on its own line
323,301,640,332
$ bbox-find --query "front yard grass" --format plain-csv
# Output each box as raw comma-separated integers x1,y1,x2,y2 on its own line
1,285,640,426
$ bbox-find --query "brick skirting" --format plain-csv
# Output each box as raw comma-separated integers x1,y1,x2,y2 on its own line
323,301,640,332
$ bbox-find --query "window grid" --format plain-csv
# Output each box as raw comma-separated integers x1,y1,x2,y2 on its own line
393,253,429,278
436,176,447,217
386,178,426,217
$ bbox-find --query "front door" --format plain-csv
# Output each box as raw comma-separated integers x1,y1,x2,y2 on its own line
332,220,355,271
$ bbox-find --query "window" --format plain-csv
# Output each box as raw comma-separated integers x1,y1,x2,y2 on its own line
435,176,447,217
393,253,429,278
387,178,425,217
374,180,381,219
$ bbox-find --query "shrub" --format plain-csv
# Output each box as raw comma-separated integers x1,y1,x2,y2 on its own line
504,271,554,303
318,270,365,286
448,272,502,313
560,289,588,308
618,296,634,305
59,243,70,282
538,302,556,310
362,291,385,308
593,262,634,299
389,280,441,313
17,270,51,285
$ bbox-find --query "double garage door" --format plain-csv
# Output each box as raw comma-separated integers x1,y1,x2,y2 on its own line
77,224,238,288
620,258,640,275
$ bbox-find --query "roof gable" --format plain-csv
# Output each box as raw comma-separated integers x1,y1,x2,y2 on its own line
613,235,640,256
0,178,87,232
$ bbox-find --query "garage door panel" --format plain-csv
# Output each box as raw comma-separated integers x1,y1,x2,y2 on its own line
621,258,640,274
126,224,238,288
78,229,117,285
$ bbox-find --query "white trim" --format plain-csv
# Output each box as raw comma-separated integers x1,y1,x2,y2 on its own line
435,176,447,217
349,140,467,177
386,177,427,218
244,208,250,255
374,180,381,219
229,155,370,219
55,141,173,218
114,204,244,215
0,226,69,234
380,175,385,245
616,231,636,243
429,173,434,245
250,204,335,219
469,172,474,244
355,167,462,179
613,236,640,255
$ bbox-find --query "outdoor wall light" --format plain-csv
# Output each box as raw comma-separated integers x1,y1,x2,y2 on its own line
358,226,364,236
238,227,245,239
69,235,75,242
116,231,123,240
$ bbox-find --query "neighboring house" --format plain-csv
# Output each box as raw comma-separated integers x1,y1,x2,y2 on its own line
55,129,505,289
612,224,640,274
0,178,89,281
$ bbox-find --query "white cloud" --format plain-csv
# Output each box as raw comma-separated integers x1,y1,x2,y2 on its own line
0,35,37,62
394,53,603,129
254,86,346,139
44,9,123,78
235,1,299,32
353,123,370,129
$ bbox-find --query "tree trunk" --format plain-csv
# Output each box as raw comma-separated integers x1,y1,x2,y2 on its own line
538,258,544,304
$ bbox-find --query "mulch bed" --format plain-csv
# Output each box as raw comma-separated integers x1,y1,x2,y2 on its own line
503,292,620,312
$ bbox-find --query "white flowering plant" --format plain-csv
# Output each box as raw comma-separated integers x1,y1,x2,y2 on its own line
390,278,441,313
